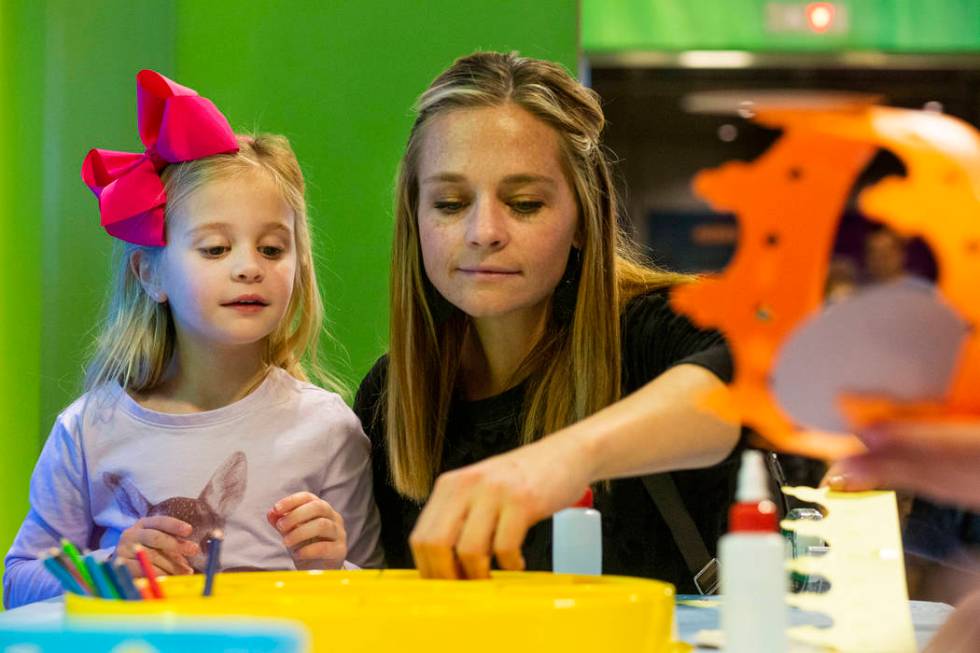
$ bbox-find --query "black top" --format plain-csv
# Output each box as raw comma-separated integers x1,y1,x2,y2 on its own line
353,289,740,593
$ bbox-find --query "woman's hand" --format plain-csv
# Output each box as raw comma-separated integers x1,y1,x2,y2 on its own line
409,431,593,579
268,492,347,570
115,516,199,577
823,420,980,512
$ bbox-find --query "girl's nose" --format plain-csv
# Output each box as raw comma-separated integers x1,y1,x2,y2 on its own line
465,198,509,250
232,252,263,282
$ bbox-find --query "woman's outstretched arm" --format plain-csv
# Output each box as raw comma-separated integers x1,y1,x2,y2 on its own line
409,363,739,579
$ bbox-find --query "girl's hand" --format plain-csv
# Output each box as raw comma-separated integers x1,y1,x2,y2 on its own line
409,431,593,580
115,516,199,577
268,492,347,570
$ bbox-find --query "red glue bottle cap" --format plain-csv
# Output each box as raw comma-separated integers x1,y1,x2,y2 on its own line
573,488,593,509
729,499,779,532
728,450,779,532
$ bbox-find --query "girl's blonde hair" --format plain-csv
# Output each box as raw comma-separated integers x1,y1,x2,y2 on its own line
85,134,340,395
387,52,689,500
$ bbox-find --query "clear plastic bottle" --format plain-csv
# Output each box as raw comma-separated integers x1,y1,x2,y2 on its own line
719,450,788,653
552,488,602,575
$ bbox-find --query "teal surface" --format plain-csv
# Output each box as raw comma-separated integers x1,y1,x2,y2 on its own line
0,620,304,652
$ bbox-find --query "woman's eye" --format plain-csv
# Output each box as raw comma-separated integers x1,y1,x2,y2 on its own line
199,246,228,257
433,200,467,214
259,246,283,258
510,200,544,215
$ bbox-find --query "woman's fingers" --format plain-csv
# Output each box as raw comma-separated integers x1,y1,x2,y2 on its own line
411,473,473,579
454,489,501,579
493,501,530,572
410,440,586,579
831,451,980,512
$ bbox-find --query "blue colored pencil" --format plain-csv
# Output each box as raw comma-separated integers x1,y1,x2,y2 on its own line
101,559,130,600
110,559,142,600
203,529,223,597
41,552,85,595
84,554,119,599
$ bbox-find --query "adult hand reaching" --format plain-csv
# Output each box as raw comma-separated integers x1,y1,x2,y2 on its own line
409,431,593,579
824,420,980,512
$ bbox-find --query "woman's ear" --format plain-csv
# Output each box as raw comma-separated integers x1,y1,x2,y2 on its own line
130,249,167,303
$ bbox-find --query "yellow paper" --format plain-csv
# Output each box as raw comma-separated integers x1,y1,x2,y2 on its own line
781,487,916,653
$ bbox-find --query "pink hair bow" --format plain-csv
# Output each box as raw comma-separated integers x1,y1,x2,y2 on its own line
81,70,239,246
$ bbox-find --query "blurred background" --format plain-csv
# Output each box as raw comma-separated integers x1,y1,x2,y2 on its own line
2,0,978,604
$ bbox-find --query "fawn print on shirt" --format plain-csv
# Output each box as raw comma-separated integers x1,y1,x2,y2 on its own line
104,450,247,571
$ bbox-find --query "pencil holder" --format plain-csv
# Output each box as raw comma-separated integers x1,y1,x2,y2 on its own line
66,569,684,653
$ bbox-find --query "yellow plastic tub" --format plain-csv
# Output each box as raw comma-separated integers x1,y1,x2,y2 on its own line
66,569,686,653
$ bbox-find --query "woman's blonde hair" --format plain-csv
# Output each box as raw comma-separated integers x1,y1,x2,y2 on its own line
85,134,340,395
387,51,689,500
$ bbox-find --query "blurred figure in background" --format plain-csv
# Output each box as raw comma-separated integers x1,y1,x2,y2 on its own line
863,225,910,285
824,255,859,304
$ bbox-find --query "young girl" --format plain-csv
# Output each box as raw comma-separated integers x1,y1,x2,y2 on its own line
3,70,381,608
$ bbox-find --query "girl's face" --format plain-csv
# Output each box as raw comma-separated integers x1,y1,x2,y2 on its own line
152,171,297,352
416,103,580,325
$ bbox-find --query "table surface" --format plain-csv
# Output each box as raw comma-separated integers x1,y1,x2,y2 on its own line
0,594,955,651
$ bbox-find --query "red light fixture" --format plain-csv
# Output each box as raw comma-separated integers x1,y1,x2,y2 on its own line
806,2,835,33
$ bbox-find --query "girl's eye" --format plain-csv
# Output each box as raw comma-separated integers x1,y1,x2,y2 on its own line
259,246,283,258
510,200,544,215
433,200,467,214
199,246,228,258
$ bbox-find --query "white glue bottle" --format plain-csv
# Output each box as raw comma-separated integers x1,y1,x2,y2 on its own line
719,450,788,653
552,488,602,575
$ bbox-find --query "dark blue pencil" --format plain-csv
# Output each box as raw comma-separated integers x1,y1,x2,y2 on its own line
41,552,85,595
110,559,142,600
203,529,223,597
99,558,128,600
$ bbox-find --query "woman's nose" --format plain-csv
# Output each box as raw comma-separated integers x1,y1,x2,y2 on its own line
465,199,508,249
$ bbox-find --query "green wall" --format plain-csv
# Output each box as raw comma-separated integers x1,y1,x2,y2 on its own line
583,0,980,53
174,0,579,389
0,0,44,600
0,0,578,600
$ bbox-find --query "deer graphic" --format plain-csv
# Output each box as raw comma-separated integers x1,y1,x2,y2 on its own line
104,450,248,572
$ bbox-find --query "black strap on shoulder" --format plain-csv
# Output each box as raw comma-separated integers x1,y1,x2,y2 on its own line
642,473,720,595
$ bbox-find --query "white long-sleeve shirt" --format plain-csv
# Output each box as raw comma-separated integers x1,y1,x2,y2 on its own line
3,367,382,608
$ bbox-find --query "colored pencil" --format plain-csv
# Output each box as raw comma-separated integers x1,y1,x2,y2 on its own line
133,545,164,599
203,529,223,597
108,558,142,600
51,548,94,595
84,554,119,599
41,552,85,595
60,538,96,590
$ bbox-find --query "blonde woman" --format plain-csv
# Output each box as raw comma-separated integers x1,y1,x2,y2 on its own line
3,71,380,608
354,52,740,587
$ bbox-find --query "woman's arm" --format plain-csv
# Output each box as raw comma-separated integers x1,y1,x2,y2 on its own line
409,363,739,579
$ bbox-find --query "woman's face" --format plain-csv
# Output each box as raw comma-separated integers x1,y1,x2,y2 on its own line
416,103,579,324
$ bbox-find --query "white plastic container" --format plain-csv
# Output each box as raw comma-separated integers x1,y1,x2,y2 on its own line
719,450,788,653
552,488,602,575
